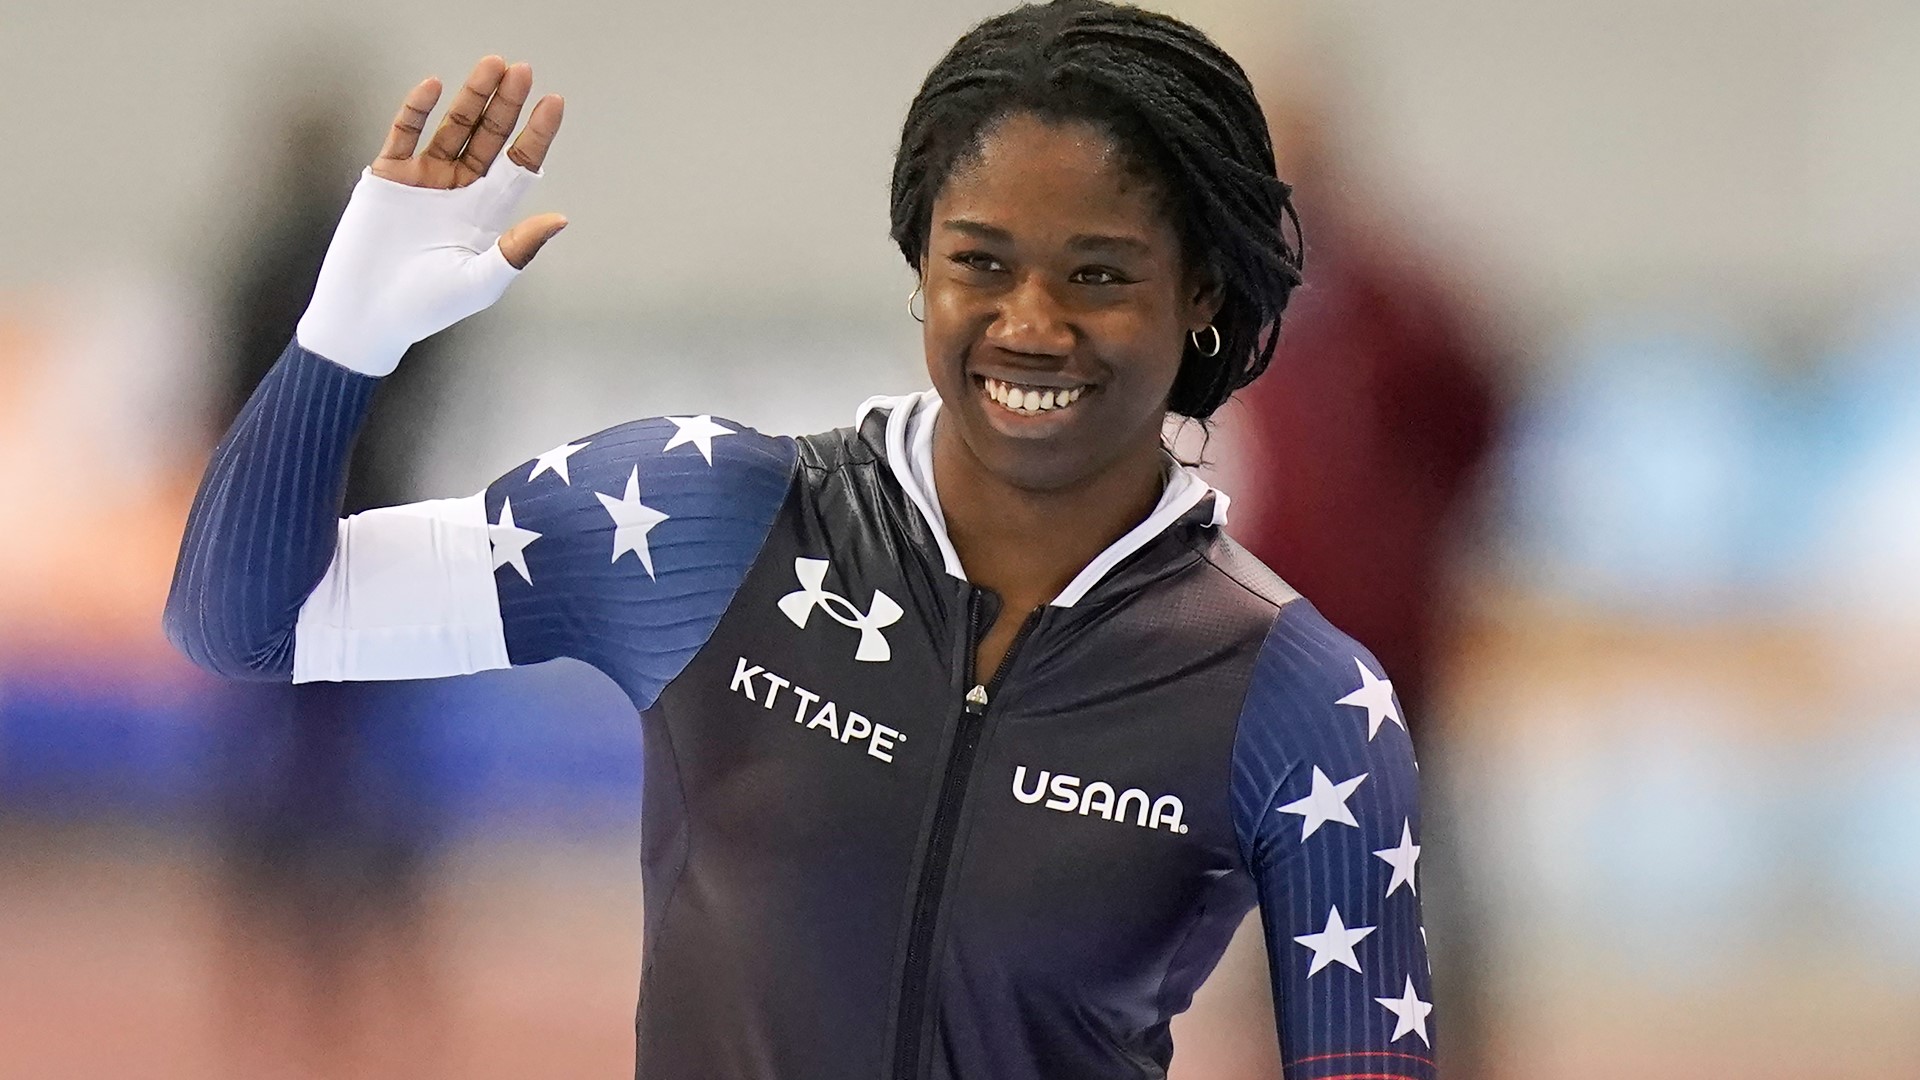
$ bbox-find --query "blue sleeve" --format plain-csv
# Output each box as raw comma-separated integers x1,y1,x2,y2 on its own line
1229,601,1436,1080
482,412,794,707
164,340,380,678
165,339,796,708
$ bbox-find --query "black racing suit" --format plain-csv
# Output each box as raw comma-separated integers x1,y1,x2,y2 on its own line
167,340,1436,1080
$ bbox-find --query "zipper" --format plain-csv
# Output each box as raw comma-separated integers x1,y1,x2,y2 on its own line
891,592,1041,1079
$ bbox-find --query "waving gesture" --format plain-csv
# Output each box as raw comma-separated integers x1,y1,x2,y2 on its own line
296,56,569,377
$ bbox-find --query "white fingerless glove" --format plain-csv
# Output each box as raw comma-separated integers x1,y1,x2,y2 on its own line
295,155,543,377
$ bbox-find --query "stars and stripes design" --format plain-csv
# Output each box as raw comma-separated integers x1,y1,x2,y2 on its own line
596,466,673,578
1279,657,1432,1052
469,410,795,709
1277,765,1369,840
486,417,737,585
487,497,541,584
172,342,1437,1078
1338,657,1405,740
1234,629,1436,1078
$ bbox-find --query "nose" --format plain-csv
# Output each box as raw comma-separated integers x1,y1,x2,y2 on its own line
984,273,1075,357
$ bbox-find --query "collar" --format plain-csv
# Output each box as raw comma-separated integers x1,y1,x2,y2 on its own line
852,390,1231,608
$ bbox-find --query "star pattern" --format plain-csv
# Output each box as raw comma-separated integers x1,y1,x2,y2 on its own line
1337,658,1403,740
1376,976,1433,1046
529,440,590,485
491,408,1436,1068
1374,819,1421,898
1293,905,1376,976
595,466,671,579
663,415,735,465
1276,766,1368,840
488,497,542,585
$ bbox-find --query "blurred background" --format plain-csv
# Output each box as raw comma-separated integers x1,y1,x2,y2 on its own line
4,0,1919,1077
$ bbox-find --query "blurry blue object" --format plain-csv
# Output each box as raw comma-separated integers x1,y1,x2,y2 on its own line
0,665,218,822
0,655,641,838
1499,682,1774,985
1818,295,1920,452
415,659,644,837
1503,314,1815,614
1823,713,1920,963
1801,293,1920,621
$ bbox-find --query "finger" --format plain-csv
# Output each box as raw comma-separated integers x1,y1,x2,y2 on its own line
457,62,532,182
376,77,441,165
498,212,570,270
505,94,565,173
423,55,508,164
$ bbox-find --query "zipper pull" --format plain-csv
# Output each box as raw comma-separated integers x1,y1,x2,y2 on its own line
963,684,989,715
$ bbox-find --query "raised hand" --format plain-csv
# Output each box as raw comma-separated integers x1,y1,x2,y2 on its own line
372,56,568,267
294,56,571,377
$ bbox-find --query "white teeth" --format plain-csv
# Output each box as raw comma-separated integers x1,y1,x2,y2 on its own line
982,377,1087,415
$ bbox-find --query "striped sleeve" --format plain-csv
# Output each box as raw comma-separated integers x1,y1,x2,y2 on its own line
165,339,380,678
1229,600,1436,1080
165,338,796,709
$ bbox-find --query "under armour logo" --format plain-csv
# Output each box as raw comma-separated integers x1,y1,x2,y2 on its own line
777,557,902,662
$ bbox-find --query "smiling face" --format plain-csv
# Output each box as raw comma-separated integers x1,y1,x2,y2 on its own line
920,111,1220,494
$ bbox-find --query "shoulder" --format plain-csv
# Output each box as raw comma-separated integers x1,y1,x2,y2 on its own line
1227,590,1418,863
1182,530,1381,718
1192,529,1302,612
553,414,797,487
792,398,895,474
1243,597,1395,730
489,414,797,513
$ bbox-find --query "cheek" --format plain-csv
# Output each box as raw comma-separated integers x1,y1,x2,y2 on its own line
1093,305,1187,385
918,298,965,393
923,285,990,357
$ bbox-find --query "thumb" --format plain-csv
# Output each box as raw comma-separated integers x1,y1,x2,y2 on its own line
498,212,570,270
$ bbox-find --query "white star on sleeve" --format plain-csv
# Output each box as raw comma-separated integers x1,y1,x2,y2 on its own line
1375,976,1434,1046
488,497,542,585
1292,905,1376,976
1337,658,1403,740
529,440,590,485
1276,766,1368,840
1374,819,1422,898
662,415,735,465
595,466,671,578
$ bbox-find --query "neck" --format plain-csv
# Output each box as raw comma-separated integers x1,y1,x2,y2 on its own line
930,417,1167,610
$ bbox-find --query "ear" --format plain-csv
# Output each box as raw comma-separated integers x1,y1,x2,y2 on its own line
1183,259,1225,330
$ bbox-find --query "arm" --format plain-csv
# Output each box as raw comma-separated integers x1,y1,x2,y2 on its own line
163,340,379,678
1230,601,1436,1080
164,57,796,707
165,337,795,706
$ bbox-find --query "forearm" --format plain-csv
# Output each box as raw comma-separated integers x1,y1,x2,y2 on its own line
163,339,379,678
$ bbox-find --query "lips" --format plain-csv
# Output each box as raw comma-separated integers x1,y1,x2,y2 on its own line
981,376,1090,416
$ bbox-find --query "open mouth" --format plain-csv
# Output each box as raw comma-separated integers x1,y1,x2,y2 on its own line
981,376,1090,417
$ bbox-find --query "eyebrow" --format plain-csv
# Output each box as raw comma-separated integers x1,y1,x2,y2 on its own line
939,218,1153,256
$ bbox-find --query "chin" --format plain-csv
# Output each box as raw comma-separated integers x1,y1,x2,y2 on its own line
946,384,1121,493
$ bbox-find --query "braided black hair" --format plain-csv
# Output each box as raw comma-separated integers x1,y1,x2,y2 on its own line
890,0,1303,420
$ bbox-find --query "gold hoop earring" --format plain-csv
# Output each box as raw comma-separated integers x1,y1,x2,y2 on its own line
907,284,925,324
1190,324,1221,357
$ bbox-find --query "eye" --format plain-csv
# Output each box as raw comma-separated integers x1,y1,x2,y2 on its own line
948,251,1004,274
1071,265,1134,286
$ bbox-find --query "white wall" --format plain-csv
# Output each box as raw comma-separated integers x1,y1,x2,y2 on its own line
7,0,1913,328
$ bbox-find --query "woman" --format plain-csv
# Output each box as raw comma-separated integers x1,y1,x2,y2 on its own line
167,3,1435,1077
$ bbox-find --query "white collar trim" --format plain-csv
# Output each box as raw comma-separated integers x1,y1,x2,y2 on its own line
852,390,1230,608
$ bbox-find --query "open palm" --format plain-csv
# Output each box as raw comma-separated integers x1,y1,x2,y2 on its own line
373,55,567,267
